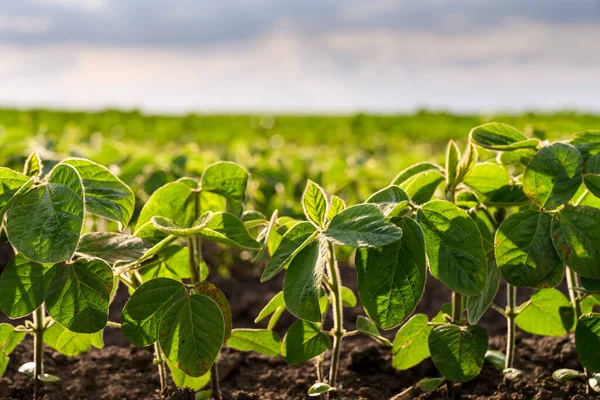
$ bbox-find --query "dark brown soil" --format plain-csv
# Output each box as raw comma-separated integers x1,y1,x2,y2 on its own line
0,243,598,399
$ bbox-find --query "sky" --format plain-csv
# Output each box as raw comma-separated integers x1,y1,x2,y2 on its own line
1,0,600,114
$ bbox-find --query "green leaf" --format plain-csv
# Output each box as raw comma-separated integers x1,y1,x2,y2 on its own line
469,123,539,151
0,167,30,209
515,289,574,336
576,313,600,372
308,382,335,397
137,181,195,231
327,195,346,221
261,221,317,282
7,170,84,264
428,324,488,382
199,212,261,250
226,328,281,356
366,186,410,217
151,212,212,237
445,140,461,187
495,211,563,288
139,244,192,282
43,323,99,356
0,254,56,318
392,162,441,185
194,282,232,343
484,350,506,370
254,291,286,330
356,316,392,347
201,161,248,216
418,200,487,295
64,158,135,229
551,206,600,279
283,240,328,322
341,286,357,307
302,180,328,228
463,163,510,198
23,151,42,177
391,314,432,370
570,130,600,161
281,320,331,366
0,176,33,223
45,258,113,333
356,218,426,329
0,323,25,355
167,360,211,391
523,143,583,209
77,232,151,265
581,276,600,292
324,204,402,248
486,185,529,207
467,259,501,324
456,143,477,183
398,170,444,205
0,354,7,377
583,153,600,199
159,294,225,377
122,278,186,346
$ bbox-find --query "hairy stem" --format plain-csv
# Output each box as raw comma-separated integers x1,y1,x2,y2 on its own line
32,305,45,400
451,292,462,324
566,266,589,392
326,241,344,397
505,284,516,379
154,343,167,393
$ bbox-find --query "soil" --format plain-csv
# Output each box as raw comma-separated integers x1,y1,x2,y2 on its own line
0,242,598,399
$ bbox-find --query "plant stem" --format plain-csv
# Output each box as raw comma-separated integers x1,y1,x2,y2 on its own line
566,266,589,393
326,241,344,397
32,305,45,400
210,361,221,400
451,292,462,324
154,343,168,394
505,284,516,379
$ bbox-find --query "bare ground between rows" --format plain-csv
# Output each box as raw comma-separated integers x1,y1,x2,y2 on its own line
0,243,596,399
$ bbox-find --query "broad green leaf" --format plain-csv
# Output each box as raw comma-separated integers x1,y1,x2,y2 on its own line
515,289,574,336
445,140,460,187
392,162,441,185
356,316,392,347
308,382,335,397
281,320,331,366
159,294,225,377
570,130,600,161
469,123,539,151
121,278,186,346
463,163,510,198
341,286,357,307
201,161,248,216
194,282,232,343
226,328,282,356
254,291,286,330
583,153,600,198
151,212,212,237
486,185,529,207
324,204,402,248
283,240,328,322
552,206,600,279
398,170,444,205
495,211,563,288
0,254,56,318
498,148,537,166
428,324,488,382
23,151,42,177
366,185,410,217
391,314,432,370
261,221,317,282
45,258,113,333
302,180,328,228
467,259,501,324
167,360,211,391
0,167,30,209
418,200,487,295
327,195,346,221
575,313,600,372
137,181,195,231
581,276,600,292
356,218,426,329
64,158,135,228
0,323,25,355
43,323,100,356
0,176,33,223
7,177,84,264
77,232,151,264
523,143,583,209
199,212,261,250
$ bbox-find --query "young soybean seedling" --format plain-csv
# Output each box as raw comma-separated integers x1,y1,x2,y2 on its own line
253,180,404,398
114,162,262,399
0,153,136,399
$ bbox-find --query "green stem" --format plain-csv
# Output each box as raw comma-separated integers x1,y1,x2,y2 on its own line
326,241,344,397
505,284,516,375
566,266,589,392
32,305,45,400
154,343,167,393
451,292,462,324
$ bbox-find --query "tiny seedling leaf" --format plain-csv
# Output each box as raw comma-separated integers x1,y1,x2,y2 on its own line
302,180,328,228
356,316,392,347
308,382,335,397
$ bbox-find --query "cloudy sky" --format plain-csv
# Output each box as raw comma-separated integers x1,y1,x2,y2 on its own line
1,0,599,113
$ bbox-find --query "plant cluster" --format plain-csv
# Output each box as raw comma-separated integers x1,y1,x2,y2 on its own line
1,123,600,399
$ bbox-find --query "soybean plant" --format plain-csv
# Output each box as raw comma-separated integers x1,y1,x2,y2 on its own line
0,153,136,399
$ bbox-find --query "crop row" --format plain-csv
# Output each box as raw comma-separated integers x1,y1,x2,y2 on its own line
1,123,600,399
